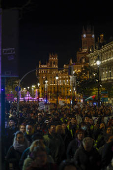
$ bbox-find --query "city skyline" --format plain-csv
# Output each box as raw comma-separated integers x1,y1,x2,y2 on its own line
2,0,113,85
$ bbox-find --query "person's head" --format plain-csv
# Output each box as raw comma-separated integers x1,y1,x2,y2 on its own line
30,146,47,166
14,131,25,144
56,125,64,134
62,121,67,130
84,117,90,124
36,124,41,131
100,122,106,130
89,118,94,125
82,137,93,152
37,115,42,122
71,117,77,125
26,124,34,135
106,126,112,135
76,129,85,141
80,122,87,131
31,133,44,142
9,119,15,127
48,123,56,135
19,124,26,134
59,159,79,170
30,139,45,152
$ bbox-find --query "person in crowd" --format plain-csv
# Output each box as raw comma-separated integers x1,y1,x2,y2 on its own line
67,129,85,159
35,114,44,127
24,123,35,144
74,137,101,170
108,118,113,130
61,121,73,149
4,102,113,170
79,122,91,137
94,122,106,149
19,124,26,134
22,146,57,170
98,134,113,169
5,131,30,170
59,159,79,170
5,118,19,153
43,123,65,164
19,133,53,169
70,117,78,137
106,126,113,136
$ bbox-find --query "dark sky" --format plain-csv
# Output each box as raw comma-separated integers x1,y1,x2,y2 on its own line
3,0,113,85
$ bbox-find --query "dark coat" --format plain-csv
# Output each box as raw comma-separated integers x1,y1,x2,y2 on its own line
74,144,101,170
66,138,81,159
101,141,113,169
43,133,65,164
5,146,22,170
5,126,18,152
19,147,30,170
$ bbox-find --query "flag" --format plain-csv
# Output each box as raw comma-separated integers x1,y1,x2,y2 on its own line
85,95,96,101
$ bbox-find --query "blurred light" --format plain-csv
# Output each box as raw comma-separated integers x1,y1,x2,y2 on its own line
45,80,48,84
37,83,40,87
56,75,58,80
96,60,101,66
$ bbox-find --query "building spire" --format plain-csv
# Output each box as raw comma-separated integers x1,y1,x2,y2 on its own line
92,26,94,34
82,26,86,34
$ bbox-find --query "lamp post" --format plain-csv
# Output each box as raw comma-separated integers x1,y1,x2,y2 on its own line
45,79,48,104
56,75,59,107
96,56,101,107
37,83,40,103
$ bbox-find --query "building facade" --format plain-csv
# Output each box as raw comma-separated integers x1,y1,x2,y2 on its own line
36,54,73,103
87,41,113,83
36,26,95,103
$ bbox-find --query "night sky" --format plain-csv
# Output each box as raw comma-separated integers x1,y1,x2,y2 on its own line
2,0,113,86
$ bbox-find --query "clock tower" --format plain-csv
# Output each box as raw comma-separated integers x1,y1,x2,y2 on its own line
82,25,95,52
77,25,95,63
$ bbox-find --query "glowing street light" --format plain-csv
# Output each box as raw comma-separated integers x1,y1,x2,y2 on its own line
56,75,59,106
45,79,48,103
96,56,101,107
96,59,101,66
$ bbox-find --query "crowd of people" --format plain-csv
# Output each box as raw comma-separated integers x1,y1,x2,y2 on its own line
4,102,113,170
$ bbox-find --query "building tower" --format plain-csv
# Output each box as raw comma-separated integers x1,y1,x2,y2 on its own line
77,25,95,63
82,25,95,52
48,53,58,68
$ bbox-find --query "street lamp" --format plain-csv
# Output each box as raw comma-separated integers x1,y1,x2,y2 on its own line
96,56,101,107
56,75,59,107
45,79,48,104
37,83,40,103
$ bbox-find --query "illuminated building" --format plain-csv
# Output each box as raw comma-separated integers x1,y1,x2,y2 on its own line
74,26,95,77
36,53,72,102
36,26,95,102
77,25,95,63
87,40,113,83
